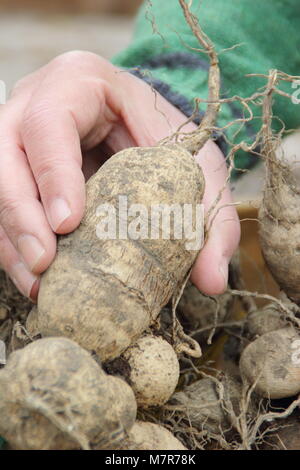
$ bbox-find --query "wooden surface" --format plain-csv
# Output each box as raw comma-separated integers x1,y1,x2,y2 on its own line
0,0,142,15
238,205,279,304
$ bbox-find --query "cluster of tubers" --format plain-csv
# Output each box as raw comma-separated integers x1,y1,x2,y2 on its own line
2,5,300,453
0,143,204,450
240,304,300,399
240,72,300,402
0,0,221,450
0,338,137,450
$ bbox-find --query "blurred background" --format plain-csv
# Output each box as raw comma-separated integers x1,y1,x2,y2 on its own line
0,0,290,204
0,0,142,94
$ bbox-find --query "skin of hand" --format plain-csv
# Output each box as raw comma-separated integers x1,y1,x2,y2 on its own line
0,51,240,301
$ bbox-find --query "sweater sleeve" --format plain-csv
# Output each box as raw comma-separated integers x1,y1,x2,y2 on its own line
112,0,300,178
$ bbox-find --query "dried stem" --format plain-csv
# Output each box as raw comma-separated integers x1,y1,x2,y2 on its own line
228,288,300,328
247,396,300,447
178,0,220,154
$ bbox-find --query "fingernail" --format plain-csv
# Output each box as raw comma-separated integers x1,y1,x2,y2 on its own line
10,262,39,298
29,279,40,303
18,234,45,272
48,198,71,232
219,260,229,291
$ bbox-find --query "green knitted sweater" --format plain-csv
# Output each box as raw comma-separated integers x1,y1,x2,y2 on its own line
113,0,300,175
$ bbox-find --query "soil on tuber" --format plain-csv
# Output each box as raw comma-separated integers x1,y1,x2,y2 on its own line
240,326,300,399
37,145,205,361
0,337,137,450
113,420,186,450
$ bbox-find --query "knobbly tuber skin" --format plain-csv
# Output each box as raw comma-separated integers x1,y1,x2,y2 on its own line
259,72,300,304
259,161,300,303
178,281,233,341
122,335,180,408
259,413,300,450
240,326,300,399
113,421,186,450
169,376,249,435
37,145,204,361
0,337,137,450
246,303,288,339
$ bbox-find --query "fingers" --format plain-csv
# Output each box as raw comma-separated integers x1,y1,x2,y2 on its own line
0,94,56,299
0,225,39,300
0,54,239,303
20,54,121,234
0,136,57,275
191,140,241,295
0,52,120,298
21,105,86,234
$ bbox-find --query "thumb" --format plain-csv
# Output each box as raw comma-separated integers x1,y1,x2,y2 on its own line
190,208,240,295
190,141,241,295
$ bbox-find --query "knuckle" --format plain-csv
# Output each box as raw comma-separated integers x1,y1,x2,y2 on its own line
52,50,105,69
33,159,81,195
10,69,44,100
21,102,52,139
0,100,18,125
0,224,8,245
11,76,31,98
0,131,13,151
0,224,18,272
0,193,21,232
33,158,65,188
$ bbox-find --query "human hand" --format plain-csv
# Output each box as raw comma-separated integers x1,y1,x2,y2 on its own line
0,51,240,300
